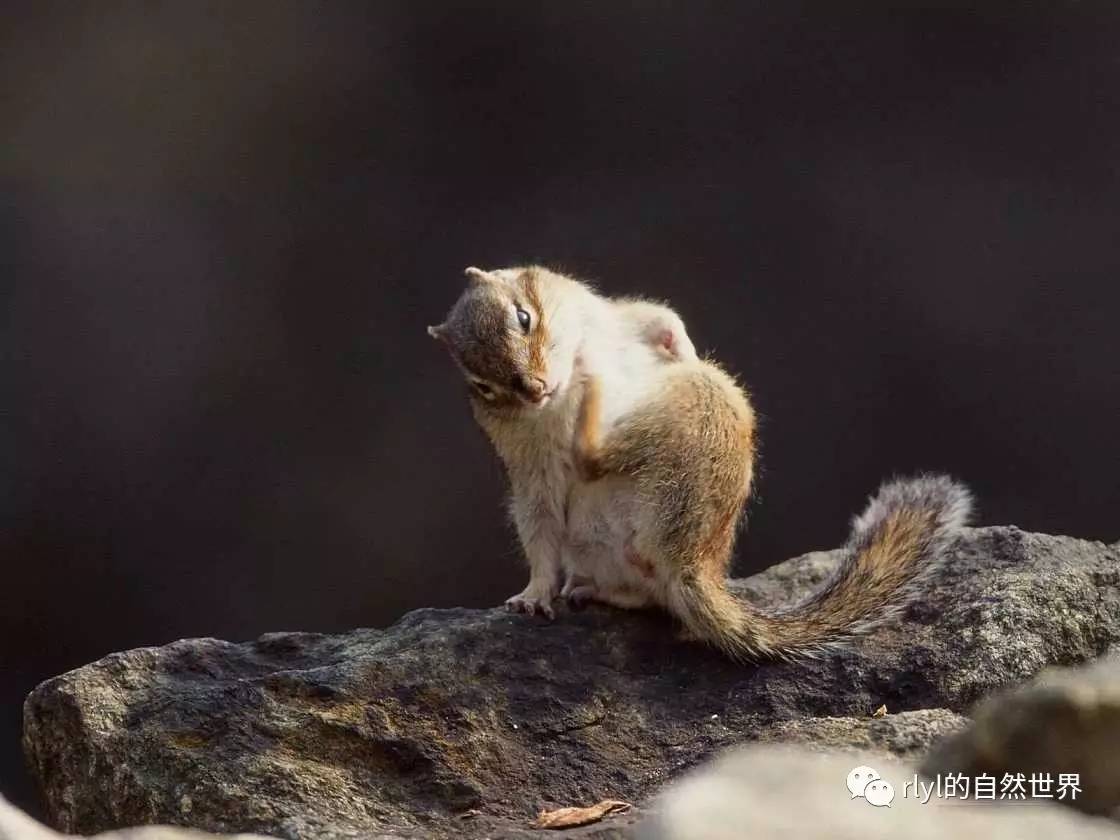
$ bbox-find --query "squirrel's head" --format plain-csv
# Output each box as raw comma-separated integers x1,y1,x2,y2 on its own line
428,265,581,412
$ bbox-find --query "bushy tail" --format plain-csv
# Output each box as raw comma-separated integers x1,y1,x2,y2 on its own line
671,474,973,661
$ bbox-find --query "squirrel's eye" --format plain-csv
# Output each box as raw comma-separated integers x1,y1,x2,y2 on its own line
472,381,495,400
515,307,531,332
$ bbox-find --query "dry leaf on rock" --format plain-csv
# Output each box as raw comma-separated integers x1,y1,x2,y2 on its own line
533,799,632,829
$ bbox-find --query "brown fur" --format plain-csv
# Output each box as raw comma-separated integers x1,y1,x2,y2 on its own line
572,374,606,481
591,363,755,568
578,354,966,660
519,268,549,377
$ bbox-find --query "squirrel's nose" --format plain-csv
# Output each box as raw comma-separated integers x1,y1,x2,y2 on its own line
521,376,548,403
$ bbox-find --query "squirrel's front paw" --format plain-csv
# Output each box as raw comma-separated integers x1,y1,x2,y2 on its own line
505,585,557,620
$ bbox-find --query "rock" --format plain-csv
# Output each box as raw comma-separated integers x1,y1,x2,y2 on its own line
923,655,1120,818
755,709,968,760
639,745,1120,839
0,794,269,840
22,528,1120,838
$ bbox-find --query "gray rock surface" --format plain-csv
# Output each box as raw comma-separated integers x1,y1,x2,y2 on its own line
22,527,1120,839
924,654,1120,818
640,746,1120,839
754,709,968,759
0,795,268,840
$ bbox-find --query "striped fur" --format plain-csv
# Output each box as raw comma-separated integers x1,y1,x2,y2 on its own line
670,475,973,660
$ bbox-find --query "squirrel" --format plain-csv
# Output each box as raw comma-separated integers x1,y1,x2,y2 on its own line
428,265,972,660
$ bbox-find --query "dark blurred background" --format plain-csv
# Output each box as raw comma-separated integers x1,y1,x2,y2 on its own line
3,1,1118,814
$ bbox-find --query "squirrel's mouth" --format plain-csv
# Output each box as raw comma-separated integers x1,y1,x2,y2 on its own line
518,373,558,406
526,386,556,405
523,383,559,407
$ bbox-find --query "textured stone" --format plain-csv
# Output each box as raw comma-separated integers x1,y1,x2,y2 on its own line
640,745,1120,839
923,655,1120,818
0,795,269,840
754,709,968,759
22,528,1120,838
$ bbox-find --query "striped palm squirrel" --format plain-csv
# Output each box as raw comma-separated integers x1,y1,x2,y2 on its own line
428,265,971,659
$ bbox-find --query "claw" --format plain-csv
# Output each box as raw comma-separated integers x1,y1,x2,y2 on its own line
505,591,556,620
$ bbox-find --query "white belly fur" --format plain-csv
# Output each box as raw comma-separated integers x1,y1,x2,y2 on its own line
556,295,681,608
560,355,677,608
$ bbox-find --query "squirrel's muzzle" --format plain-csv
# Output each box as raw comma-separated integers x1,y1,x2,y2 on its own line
519,375,550,404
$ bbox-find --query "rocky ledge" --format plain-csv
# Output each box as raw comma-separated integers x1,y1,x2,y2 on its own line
20,527,1120,838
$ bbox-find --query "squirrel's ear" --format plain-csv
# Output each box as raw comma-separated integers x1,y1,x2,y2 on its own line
427,324,447,342
464,266,497,286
